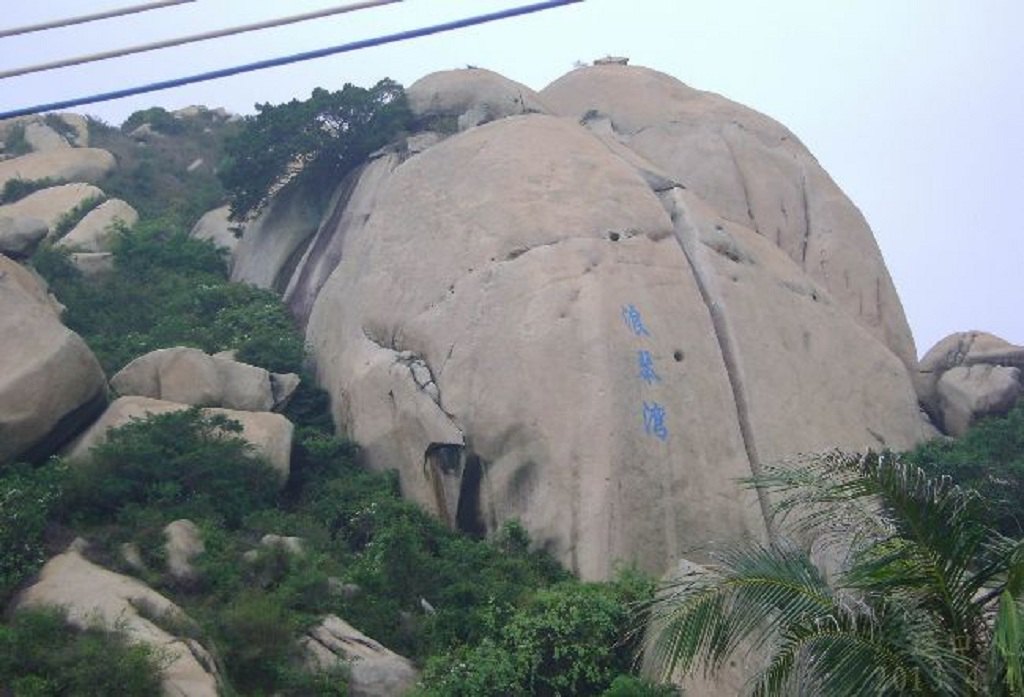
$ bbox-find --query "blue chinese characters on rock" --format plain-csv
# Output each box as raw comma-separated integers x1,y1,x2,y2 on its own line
621,304,668,442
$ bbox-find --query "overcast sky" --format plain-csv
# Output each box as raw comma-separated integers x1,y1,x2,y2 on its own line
2,0,1021,357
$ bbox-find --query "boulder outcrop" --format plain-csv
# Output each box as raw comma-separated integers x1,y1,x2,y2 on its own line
56,198,138,251
916,332,1024,435
407,67,550,131
541,64,917,370
110,346,299,412
164,519,205,584
16,540,221,697
0,182,105,232
305,104,927,579
189,205,242,268
0,215,47,257
0,148,115,190
301,614,419,697
65,395,294,481
0,254,107,464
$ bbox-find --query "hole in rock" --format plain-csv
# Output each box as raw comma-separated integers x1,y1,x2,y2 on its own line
673,350,684,362
456,455,487,539
609,231,620,242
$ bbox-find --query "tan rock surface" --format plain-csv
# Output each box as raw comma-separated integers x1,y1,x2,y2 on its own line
0,148,115,190
70,251,115,277
0,215,47,257
57,198,138,251
65,395,294,480
301,614,419,697
541,64,917,370
0,182,104,230
407,68,550,131
305,110,928,581
23,121,71,152
164,519,204,583
189,205,241,268
936,365,1021,437
111,346,298,412
16,542,220,697
0,254,107,464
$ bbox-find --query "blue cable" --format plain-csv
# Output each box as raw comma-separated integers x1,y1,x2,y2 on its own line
0,0,583,120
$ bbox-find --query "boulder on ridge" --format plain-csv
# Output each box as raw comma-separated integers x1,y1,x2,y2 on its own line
0,182,105,232
407,67,550,131
56,198,138,251
0,254,107,464
0,149,115,190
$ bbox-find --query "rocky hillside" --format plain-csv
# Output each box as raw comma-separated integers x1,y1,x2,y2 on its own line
2,61,1022,696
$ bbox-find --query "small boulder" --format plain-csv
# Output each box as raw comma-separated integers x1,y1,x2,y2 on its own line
16,541,221,697
164,519,205,584
23,121,71,152
301,615,419,697
189,205,242,268
0,148,115,190
64,395,294,481
110,346,299,412
0,215,47,257
69,251,114,277
57,198,138,251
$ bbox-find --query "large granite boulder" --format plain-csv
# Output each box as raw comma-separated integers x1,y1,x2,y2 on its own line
0,182,105,231
0,149,115,190
110,346,299,412
65,395,294,481
305,110,926,580
56,198,138,251
541,64,917,370
0,254,107,464
916,331,1024,435
407,67,550,131
16,540,221,697
301,615,419,697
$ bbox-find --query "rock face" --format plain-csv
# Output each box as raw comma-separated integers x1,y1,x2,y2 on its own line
0,254,107,464
164,519,205,584
0,215,47,257
190,205,242,268
0,148,115,190
16,541,221,697
304,94,927,580
407,67,550,131
301,615,419,697
111,346,299,412
916,332,1024,435
57,198,138,251
0,182,105,231
65,395,294,480
541,64,917,370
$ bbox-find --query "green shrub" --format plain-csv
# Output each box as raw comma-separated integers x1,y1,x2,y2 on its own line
0,461,65,603
0,176,60,205
905,402,1024,536
122,106,186,136
4,122,31,155
0,607,164,696
220,79,412,219
65,408,279,529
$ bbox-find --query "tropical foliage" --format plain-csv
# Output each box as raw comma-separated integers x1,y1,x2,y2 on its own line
642,451,1024,696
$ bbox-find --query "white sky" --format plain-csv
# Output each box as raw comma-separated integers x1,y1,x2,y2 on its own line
1,0,1021,357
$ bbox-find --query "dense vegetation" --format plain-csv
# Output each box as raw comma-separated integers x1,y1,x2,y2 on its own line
8,197,666,693
219,79,412,219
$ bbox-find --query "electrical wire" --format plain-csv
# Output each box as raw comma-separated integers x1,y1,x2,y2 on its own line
0,0,404,81
0,0,584,120
0,0,196,39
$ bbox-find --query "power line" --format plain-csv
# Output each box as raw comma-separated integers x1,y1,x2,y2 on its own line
0,0,196,39
0,0,404,81
0,0,584,120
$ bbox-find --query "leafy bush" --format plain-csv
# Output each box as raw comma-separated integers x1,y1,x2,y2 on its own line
0,176,60,205
905,402,1024,536
4,122,31,155
0,461,64,604
219,79,412,219
32,221,304,374
65,408,279,529
416,571,655,696
0,607,164,696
